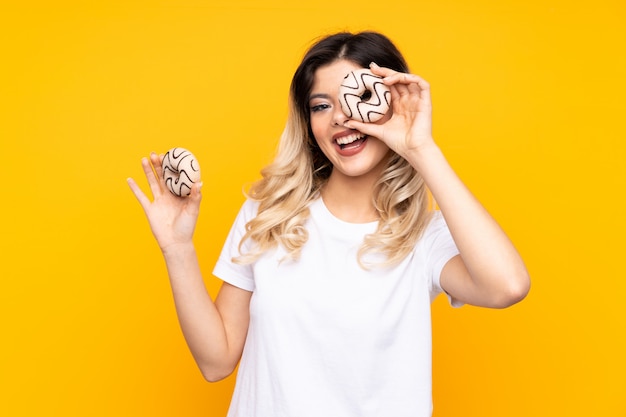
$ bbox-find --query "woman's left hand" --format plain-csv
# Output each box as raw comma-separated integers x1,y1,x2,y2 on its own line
343,62,435,160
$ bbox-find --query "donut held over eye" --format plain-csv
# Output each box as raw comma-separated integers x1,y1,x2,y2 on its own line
338,68,391,123
162,147,201,197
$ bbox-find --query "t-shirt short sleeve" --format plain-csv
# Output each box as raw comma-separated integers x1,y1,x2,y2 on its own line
212,200,259,292
423,211,463,307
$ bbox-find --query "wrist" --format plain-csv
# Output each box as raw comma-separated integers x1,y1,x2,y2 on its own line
161,241,196,258
404,140,443,170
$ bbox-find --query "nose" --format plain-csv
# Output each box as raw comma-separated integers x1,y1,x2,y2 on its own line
332,103,349,127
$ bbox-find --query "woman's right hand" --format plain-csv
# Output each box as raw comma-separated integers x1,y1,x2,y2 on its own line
128,153,250,381
127,152,202,252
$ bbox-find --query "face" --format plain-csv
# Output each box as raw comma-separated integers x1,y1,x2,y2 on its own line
308,59,392,182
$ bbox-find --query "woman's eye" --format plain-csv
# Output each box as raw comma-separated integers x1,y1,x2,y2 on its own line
310,103,330,113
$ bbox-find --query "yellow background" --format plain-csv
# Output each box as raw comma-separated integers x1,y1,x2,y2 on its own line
1,0,624,416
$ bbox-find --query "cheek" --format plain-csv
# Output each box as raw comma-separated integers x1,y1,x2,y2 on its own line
310,122,333,157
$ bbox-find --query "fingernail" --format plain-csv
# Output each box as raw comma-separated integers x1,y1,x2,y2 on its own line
369,62,379,68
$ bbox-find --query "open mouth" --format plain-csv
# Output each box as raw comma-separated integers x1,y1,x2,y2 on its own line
335,132,368,149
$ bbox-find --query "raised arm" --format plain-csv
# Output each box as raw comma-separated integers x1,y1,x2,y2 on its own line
404,142,529,308
346,63,530,308
127,153,251,380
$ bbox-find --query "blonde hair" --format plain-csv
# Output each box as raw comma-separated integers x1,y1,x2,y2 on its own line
234,31,433,268
234,101,317,265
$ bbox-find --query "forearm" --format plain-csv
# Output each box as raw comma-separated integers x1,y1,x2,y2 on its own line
407,142,530,305
161,243,236,380
128,154,245,378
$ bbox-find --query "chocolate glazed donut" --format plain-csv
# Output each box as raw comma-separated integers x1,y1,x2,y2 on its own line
162,147,201,197
338,69,391,123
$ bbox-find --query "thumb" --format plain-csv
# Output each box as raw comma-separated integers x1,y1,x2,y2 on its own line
182,181,203,219
190,181,203,203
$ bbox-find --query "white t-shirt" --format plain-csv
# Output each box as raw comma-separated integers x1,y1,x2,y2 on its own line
213,197,460,417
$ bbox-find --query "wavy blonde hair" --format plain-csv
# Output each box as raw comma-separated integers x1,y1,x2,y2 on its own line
234,31,433,268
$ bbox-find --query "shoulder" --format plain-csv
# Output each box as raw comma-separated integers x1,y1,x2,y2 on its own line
242,198,260,215
420,211,450,242
415,210,459,264
232,198,260,224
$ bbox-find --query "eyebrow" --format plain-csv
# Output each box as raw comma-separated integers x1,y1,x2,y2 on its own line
308,93,331,102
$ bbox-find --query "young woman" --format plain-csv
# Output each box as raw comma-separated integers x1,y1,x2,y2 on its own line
128,31,530,417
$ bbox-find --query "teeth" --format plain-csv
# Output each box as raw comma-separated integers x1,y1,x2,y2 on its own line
336,133,365,145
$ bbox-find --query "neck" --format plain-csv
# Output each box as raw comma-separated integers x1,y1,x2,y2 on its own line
321,169,381,224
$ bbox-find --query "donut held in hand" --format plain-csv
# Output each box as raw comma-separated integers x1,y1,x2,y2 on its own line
162,147,201,197
338,68,391,123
